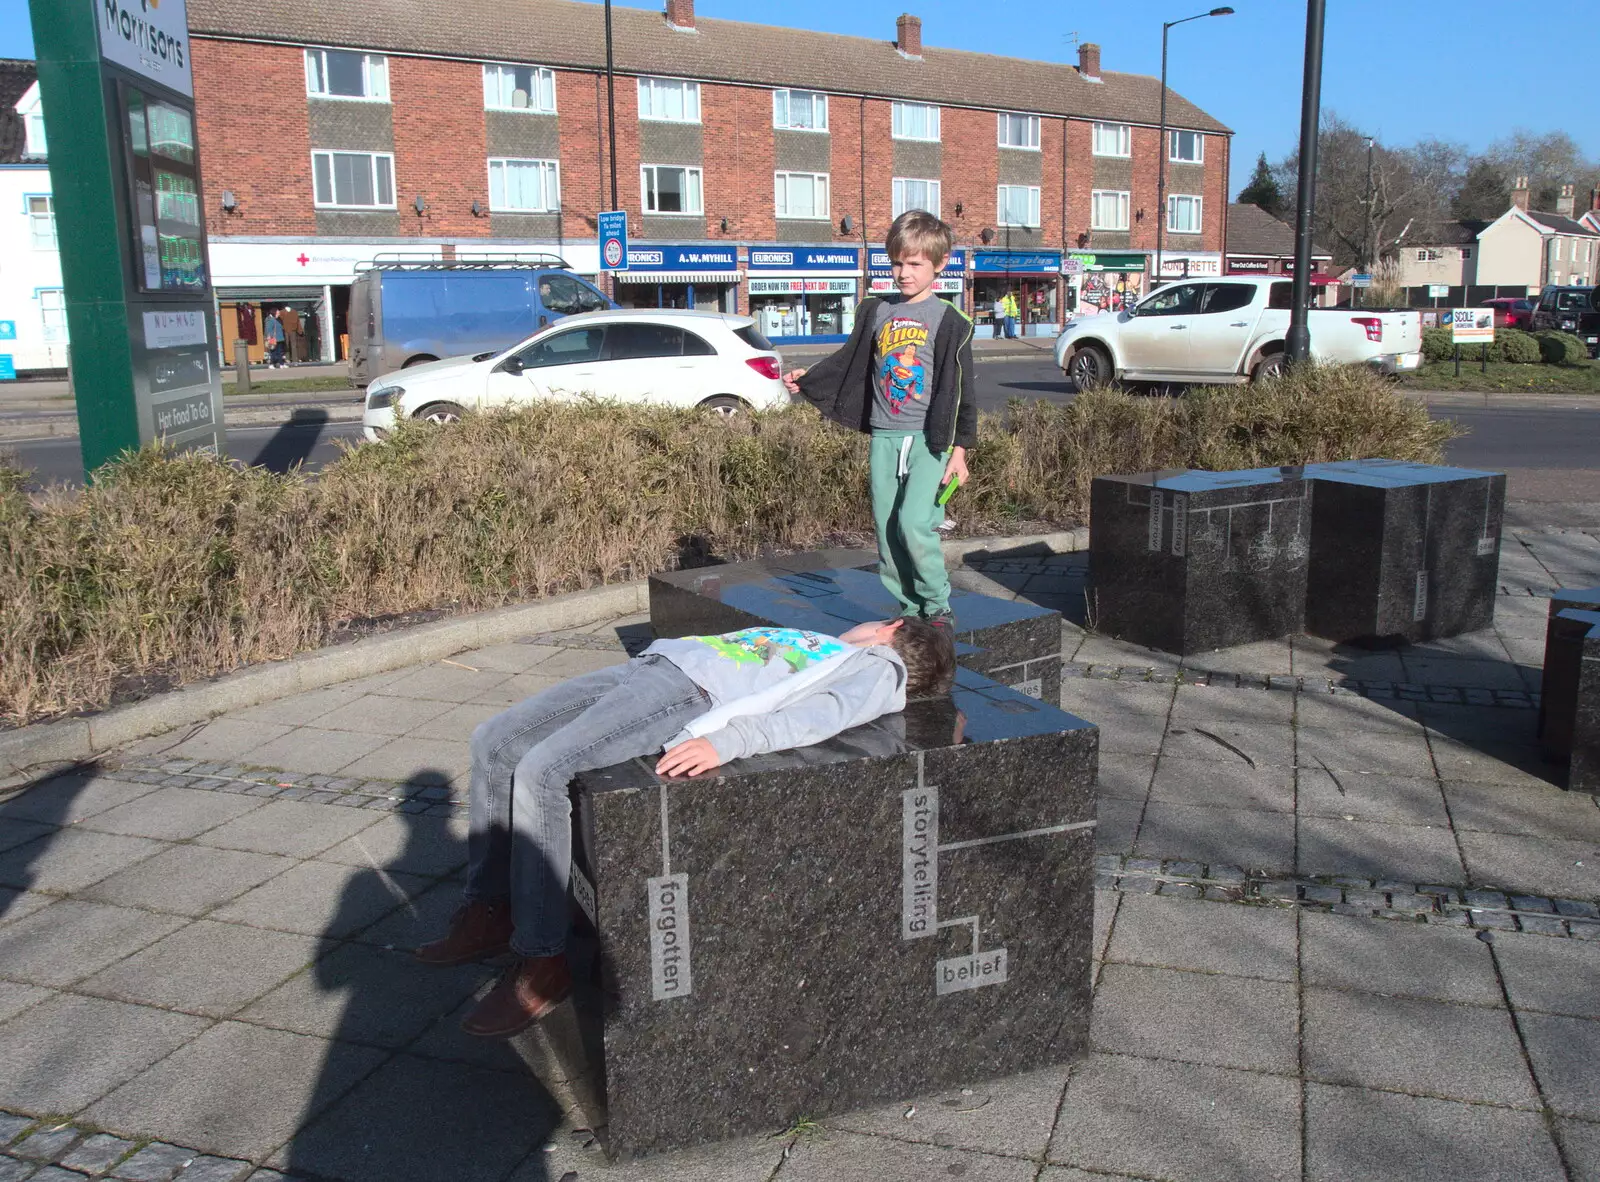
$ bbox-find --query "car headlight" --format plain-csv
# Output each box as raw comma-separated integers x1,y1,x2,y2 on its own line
366,385,403,410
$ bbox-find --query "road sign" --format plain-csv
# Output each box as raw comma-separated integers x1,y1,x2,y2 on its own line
0,321,14,340
599,210,629,271
1351,273,1373,288
1450,308,1494,344
0,356,15,381
1428,284,1449,298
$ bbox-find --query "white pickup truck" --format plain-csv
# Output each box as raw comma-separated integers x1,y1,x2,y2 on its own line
1054,275,1422,387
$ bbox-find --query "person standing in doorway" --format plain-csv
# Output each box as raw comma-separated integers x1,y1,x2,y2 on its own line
263,309,286,368
1002,290,1020,339
990,294,1006,339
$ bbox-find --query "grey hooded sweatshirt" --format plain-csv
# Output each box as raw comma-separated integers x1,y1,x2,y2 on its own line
643,627,907,765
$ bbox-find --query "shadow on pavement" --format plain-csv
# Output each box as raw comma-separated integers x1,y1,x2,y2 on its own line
0,764,94,919
243,407,332,474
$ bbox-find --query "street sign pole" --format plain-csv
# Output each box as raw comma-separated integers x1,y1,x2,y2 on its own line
30,0,225,479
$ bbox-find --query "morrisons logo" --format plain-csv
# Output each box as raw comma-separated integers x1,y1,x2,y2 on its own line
102,0,187,70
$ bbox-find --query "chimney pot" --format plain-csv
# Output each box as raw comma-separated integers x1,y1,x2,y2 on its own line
1078,42,1102,81
1556,183,1576,218
896,13,922,58
1511,176,1530,212
1590,186,1600,213
665,0,694,29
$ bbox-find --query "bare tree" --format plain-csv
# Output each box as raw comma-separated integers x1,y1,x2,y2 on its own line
1484,130,1599,210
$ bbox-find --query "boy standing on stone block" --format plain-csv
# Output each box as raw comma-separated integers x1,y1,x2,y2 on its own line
417,619,954,1037
783,210,976,628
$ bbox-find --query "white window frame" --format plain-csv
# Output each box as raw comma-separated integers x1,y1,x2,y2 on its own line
1090,189,1130,231
773,89,828,131
1092,122,1131,158
304,48,389,101
487,157,561,213
774,171,830,220
997,184,1041,228
1168,129,1204,164
1167,194,1203,234
38,288,67,343
640,164,704,215
891,177,941,218
1417,248,1441,262
997,112,1041,150
26,194,56,250
637,77,701,124
311,150,396,210
1554,240,1563,262
891,102,940,143
482,63,556,113
1460,247,1472,260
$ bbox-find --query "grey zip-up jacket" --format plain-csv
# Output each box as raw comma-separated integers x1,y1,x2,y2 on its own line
647,640,908,765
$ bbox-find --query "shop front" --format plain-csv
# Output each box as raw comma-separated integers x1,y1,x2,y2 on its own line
971,251,1061,336
1152,252,1223,283
868,247,967,306
614,244,739,313
745,246,861,343
1063,252,1147,318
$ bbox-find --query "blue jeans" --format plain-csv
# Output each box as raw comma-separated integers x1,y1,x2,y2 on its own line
1004,316,1018,339
465,656,709,956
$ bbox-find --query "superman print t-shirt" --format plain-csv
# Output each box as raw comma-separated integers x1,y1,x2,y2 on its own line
868,295,946,432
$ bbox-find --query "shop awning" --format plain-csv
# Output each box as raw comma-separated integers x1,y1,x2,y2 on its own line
615,271,740,284
216,285,333,301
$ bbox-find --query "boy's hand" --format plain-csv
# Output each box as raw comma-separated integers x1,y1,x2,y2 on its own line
943,446,969,486
781,366,808,395
656,738,722,778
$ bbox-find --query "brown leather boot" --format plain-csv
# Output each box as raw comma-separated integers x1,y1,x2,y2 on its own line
414,898,513,966
461,954,572,1038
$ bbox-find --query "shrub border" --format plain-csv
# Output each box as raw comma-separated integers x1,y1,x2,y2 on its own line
0,530,1084,789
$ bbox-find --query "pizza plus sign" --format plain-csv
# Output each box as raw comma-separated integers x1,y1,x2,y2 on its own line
296,253,310,266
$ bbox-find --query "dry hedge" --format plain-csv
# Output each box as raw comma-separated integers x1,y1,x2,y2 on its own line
1,365,1457,724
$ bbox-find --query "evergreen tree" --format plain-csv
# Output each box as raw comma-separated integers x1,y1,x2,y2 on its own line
1237,153,1285,218
1452,158,1509,221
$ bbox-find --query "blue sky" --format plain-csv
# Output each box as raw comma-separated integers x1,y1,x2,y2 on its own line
5,0,1592,195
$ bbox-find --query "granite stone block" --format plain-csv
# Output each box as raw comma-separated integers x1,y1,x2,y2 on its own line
1302,459,1505,646
1536,588,1600,793
1089,467,1312,655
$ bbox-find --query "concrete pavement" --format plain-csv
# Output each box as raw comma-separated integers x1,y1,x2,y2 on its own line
1,529,1599,1181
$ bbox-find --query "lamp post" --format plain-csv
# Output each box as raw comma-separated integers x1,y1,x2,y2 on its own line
1284,0,1326,364
1155,7,1233,285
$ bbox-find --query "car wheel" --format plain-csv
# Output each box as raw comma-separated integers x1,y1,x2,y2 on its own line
1251,352,1289,382
414,401,467,425
698,395,749,418
403,354,439,368
1067,344,1112,390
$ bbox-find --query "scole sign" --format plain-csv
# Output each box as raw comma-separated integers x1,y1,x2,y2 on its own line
97,0,195,97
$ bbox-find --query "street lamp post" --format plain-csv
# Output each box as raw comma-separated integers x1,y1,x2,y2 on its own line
1284,0,1326,364
1155,7,1233,286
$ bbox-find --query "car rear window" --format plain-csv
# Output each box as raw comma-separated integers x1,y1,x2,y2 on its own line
1268,282,1293,310
735,325,772,351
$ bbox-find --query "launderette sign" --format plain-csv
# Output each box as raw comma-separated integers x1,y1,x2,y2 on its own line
97,0,195,97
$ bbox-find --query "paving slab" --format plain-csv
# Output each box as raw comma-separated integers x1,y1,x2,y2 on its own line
1300,911,1500,1005
1296,816,1466,882
1492,931,1600,1019
166,721,296,763
1133,802,1295,872
1169,685,1295,726
826,1063,1072,1160
1090,964,1298,1074
194,800,380,859
379,664,515,703
0,828,166,894
466,672,566,707
1416,703,1539,745
111,1140,200,1180
0,889,52,927
512,1124,788,1182
0,775,158,826
402,701,505,742
1092,889,1117,961
1161,722,1294,769
1106,893,1297,981
1398,655,1526,691
336,738,471,786
1093,798,1140,856
1304,1082,1564,1182
228,685,367,728
349,879,467,955
778,1129,1033,1182
1057,680,1173,720
1293,693,1421,734
313,814,468,879
57,1131,137,1174
1296,727,1434,777
232,728,390,778
0,900,187,987
518,648,630,679
1149,756,1295,813
77,920,323,1018
274,1053,557,1182
1519,1013,1600,1119
1458,830,1600,900
0,982,50,1024
1094,712,1168,757
1429,737,1561,788
1294,769,1448,826
1296,647,1406,683
1048,1053,1300,1182
11,1128,81,1161
85,1022,386,1160
1303,987,1538,1108
80,846,296,917
403,980,535,1077
311,695,455,737
451,642,564,674
1441,779,1600,842
76,788,264,841
0,993,207,1114
0,821,54,855
1095,754,1155,802
1555,1118,1600,1181
210,859,431,938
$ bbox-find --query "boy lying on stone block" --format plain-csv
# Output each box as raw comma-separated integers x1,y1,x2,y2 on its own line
416,618,955,1037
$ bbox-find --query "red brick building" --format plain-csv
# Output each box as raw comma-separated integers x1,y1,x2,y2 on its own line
186,0,1230,352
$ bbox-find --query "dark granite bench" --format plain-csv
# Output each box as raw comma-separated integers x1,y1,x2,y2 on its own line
526,556,1097,1158
1539,586,1600,794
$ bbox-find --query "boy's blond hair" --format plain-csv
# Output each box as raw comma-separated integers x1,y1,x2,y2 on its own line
886,210,953,269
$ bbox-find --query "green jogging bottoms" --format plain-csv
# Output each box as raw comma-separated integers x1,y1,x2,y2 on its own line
869,431,951,618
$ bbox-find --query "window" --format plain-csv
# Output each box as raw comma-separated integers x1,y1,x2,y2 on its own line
1553,240,1563,262
1416,248,1440,262
637,77,700,123
774,172,830,219
24,111,45,157
891,102,940,142
514,326,605,369
997,184,1041,227
1137,282,1203,316
773,89,827,131
311,151,395,209
1167,195,1203,234
38,289,67,342
538,274,608,315
1460,247,1472,260
1199,283,1255,314
1092,122,1130,157
641,164,703,214
27,196,55,249
1268,282,1293,310
488,158,560,212
998,112,1040,150
605,323,716,360
483,64,556,112
1090,189,1129,230
304,49,388,100
892,177,941,218
1168,130,1203,163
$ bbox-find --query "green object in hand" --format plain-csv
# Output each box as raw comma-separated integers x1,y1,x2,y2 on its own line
937,473,962,506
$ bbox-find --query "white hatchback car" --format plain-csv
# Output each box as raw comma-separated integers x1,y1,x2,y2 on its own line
362,308,789,440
